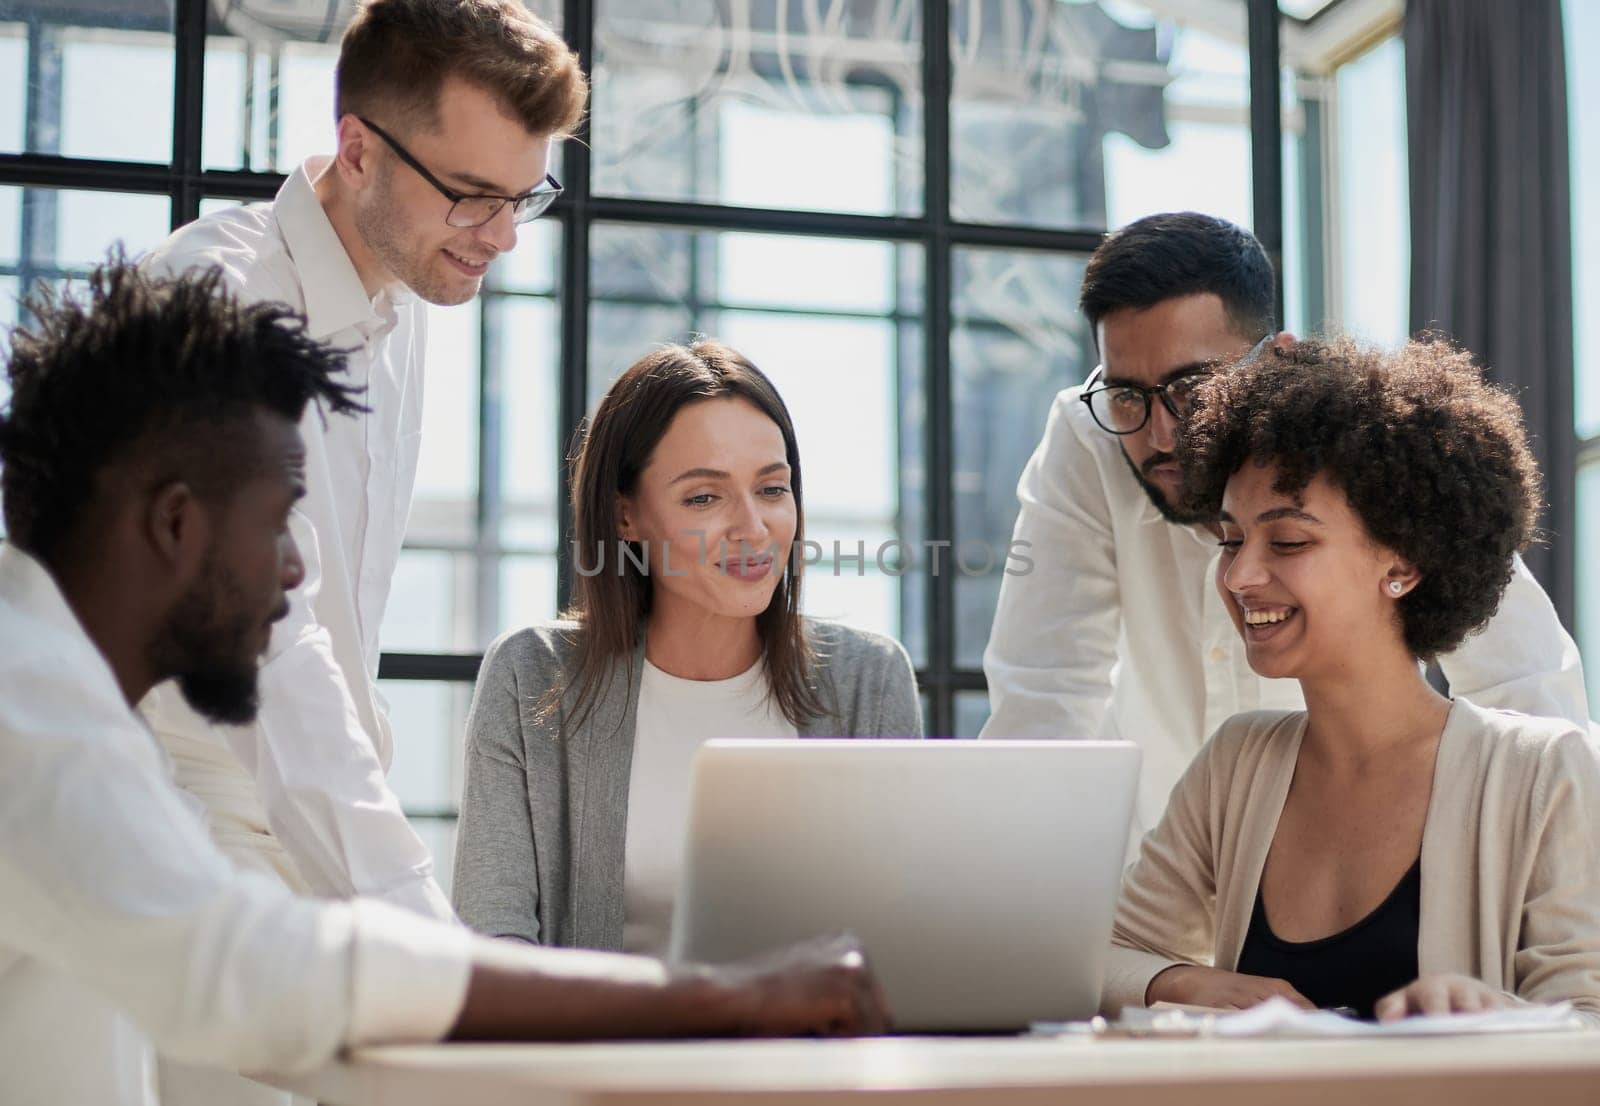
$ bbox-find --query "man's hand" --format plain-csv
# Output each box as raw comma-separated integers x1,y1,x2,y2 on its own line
710,932,892,1037
1144,964,1313,1010
1374,974,1516,1021
451,930,890,1041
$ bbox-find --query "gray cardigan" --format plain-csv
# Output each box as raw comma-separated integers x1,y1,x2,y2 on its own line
452,618,923,950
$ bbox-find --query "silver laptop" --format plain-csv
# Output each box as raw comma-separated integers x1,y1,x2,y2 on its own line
668,739,1140,1032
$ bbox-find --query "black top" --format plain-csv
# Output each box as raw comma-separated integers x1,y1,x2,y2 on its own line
1234,858,1422,1019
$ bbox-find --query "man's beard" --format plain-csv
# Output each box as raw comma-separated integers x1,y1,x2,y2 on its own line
1118,447,1211,526
355,165,478,306
151,555,265,726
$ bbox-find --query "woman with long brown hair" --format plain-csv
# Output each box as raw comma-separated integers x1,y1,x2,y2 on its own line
452,339,921,954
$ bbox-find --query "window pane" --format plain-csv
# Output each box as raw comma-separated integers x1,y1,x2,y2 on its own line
0,25,26,154
952,247,1090,669
4,5,174,161
55,191,171,267
954,690,991,739
0,186,18,271
591,222,692,302
500,552,560,629
410,299,482,549
0,186,169,280
1578,461,1600,713
588,300,696,409
1566,0,1600,437
587,224,926,659
277,43,340,172
1281,66,1323,337
198,26,343,173
591,0,922,215
378,677,472,814
587,225,694,407
1333,36,1408,345
380,549,476,654
493,290,562,552
61,29,173,162
952,0,1250,231
721,234,899,313
202,1,562,173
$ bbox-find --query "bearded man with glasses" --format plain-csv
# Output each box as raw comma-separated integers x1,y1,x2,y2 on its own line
138,4,584,1102
980,212,1589,854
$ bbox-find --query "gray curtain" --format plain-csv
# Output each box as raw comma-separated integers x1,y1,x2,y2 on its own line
1406,0,1576,628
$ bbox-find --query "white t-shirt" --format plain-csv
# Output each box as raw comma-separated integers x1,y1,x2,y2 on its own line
622,658,798,956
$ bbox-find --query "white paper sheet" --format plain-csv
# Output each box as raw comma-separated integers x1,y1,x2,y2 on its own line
1035,997,1587,1039
1212,996,1584,1037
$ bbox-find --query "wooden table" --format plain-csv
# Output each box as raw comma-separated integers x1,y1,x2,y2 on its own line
272,1031,1600,1105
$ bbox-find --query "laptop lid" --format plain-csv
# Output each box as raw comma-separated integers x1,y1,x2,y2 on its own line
668,739,1140,1031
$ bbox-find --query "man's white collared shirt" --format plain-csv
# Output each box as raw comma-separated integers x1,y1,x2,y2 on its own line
0,544,472,1106
139,158,452,918
981,384,1592,844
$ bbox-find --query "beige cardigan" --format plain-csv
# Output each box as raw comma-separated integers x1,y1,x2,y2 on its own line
1104,698,1600,1024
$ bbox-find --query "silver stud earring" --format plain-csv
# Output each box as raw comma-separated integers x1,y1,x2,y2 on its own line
1389,580,1404,596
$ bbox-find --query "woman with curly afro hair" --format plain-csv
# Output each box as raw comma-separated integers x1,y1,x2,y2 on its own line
1102,336,1600,1024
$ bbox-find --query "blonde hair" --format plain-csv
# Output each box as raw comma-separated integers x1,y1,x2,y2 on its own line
336,0,587,137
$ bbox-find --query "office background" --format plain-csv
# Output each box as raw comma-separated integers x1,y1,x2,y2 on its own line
0,0,1593,888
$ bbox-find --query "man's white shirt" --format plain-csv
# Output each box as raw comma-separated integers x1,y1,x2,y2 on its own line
0,543,472,1106
981,383,1592,843
139,158,453,919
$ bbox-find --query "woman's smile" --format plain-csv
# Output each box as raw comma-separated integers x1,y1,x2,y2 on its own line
718,553,775,582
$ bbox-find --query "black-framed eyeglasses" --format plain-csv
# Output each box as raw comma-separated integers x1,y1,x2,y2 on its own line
1079,367,1210,435
358,116,563,228
1078,334,1272,436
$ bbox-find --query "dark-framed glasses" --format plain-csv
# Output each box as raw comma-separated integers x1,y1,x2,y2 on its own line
1079,368,1210,435
1078,334,1274,436
358,116,563,228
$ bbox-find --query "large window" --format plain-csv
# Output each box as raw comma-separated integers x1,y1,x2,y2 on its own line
1,0,1410,885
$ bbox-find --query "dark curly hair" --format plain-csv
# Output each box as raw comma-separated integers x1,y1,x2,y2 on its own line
1177,336,1542,661
1,255,367,564
1079,212,1276,342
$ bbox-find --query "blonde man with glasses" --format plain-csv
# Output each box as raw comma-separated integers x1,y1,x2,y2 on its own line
140,1,582,1100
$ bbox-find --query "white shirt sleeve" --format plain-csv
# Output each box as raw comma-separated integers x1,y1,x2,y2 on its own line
141,237,455,923
980,388,1124,740
0,657,470,1075
1437,553,1592,727
226,508,455,919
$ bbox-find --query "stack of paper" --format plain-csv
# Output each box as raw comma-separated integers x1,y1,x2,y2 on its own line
1211,996,1585,1038
1035,997,1587,1039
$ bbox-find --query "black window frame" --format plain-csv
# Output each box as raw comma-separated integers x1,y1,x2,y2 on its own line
0,0,1289,800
